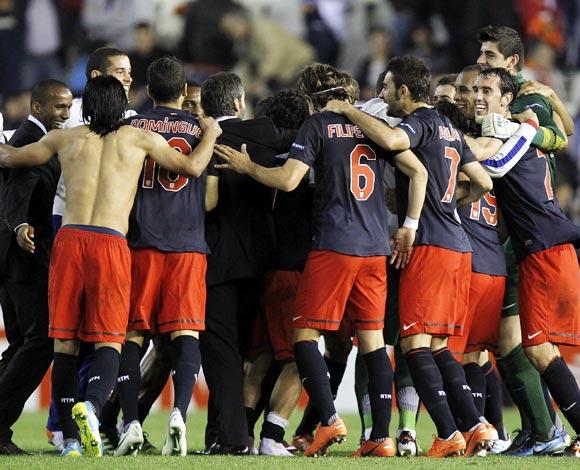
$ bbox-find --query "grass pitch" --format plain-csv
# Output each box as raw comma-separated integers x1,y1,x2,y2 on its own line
1,409,577,469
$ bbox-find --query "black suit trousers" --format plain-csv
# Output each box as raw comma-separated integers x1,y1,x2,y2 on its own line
200,277,262,448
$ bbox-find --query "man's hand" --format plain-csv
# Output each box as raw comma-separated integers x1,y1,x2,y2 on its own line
518,80,554,99
322,99,351,115
512,108,539,127
214,143,252,174
390,227,415,269
198,116,222,137
16,224,35,253
480,113,520,138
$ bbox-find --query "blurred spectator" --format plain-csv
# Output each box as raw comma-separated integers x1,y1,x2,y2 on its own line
2,91,31,130
128,23,170,111
151,0,188,51
220,5,315,101
522,40,568,102
406,22,451,74
516,0,565,51
21,0,70,89
80,0,153,51
179,0,237,79
0,0,24,98
302,0,350,65
355,27,390,101
431,74,457,104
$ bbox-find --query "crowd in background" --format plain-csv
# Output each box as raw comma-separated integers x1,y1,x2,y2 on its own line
1,0,580,221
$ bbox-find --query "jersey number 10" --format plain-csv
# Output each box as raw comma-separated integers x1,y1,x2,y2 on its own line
142,137,192,192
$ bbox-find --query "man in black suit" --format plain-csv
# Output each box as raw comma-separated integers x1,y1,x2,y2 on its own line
199,72,296,454
0,79,72,453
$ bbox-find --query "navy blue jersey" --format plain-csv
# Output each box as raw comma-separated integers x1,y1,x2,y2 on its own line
126,106,209,253
457,192,507,276
491,146,580,262
288,112,391,257
396,107,473,253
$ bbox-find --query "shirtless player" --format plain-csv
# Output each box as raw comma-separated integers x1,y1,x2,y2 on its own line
0,75,221,457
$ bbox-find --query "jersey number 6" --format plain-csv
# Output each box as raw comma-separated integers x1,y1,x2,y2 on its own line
142,137,192,192
350,144,376,201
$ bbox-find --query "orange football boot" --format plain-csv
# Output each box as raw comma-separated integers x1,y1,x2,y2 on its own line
426,431,466,457
303,418,347,457
351,438,396,457
463,422,492,456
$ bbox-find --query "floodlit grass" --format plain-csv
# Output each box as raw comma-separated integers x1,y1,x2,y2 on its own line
1,409,577,468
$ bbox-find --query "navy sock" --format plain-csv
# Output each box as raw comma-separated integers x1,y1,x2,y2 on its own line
295,356,346,434
171,336,201,421
433,348,480,431
117,341,141,424
405,348,457,439
482,361,507,440
294,341,337,426
52,353,79,440
463,362,486,415
364,348,393,440
327,357,347,399
541,357,580,434
260,420,285,442
85,347,120,416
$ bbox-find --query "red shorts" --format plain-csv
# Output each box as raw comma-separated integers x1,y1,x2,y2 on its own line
294,250,386,331
129,248,207,334
519,244,580,347
449,272,505,356
247,309,271,360
261,270,301,361
48,226,131,343
399,246,471,337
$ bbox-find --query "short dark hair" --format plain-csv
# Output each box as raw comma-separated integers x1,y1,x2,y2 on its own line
186,80,201,89
201,72,244,118
85,47,127,80
297,63,349,110
147,56,185,103
82,76,127,136
386,56,431,102
436,74,457,88
256,89,310,129
30,79,69,106
478,67,518,102
477,25,524,71
459,64,482,75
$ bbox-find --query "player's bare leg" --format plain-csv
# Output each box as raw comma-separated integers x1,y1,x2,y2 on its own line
259,361,302,456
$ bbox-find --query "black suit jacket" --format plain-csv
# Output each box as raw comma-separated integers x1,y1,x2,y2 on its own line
205,117,297,286
0,119,60,282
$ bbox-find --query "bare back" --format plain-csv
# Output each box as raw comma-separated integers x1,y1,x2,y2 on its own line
54,125,149,234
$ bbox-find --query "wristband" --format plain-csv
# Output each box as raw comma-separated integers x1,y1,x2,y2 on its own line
524,118,539,130
403,216,419,230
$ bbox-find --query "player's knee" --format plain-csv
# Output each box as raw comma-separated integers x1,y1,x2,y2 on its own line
524,343,559,373
356,329,384,355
